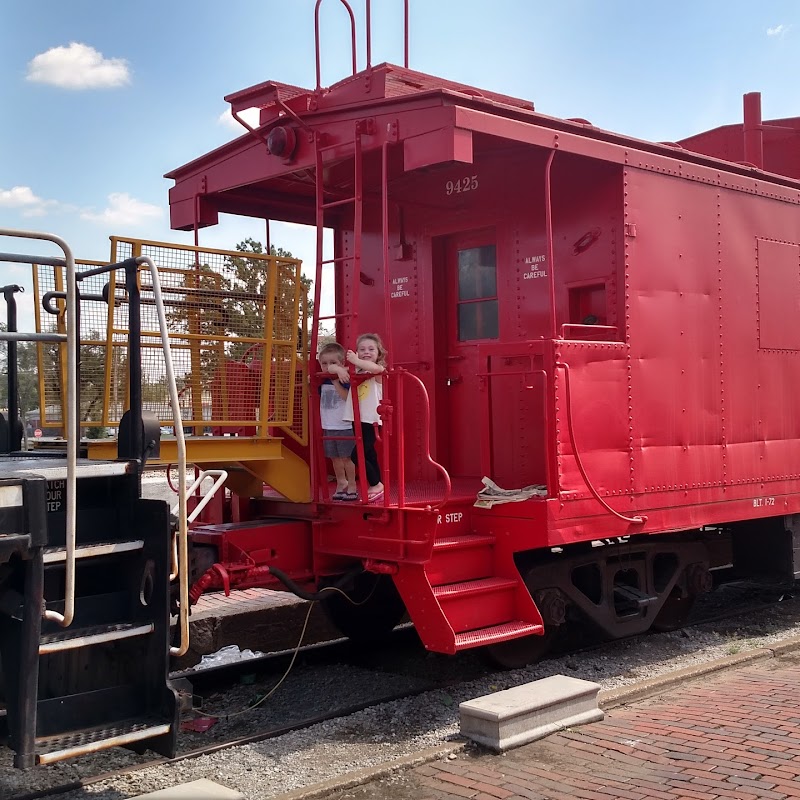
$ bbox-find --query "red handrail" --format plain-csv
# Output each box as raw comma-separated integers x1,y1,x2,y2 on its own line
558,360,646,526
314,0,357,91
390,368,451,511
365,0,410,70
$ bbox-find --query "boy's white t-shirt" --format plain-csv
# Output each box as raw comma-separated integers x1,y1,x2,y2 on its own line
319,380,351,430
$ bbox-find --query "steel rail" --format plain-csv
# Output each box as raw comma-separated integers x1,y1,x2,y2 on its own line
6,582,794,799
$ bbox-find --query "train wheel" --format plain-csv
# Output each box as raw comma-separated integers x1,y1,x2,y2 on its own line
321,572,406,644
652,591,695,632
484,627,558,669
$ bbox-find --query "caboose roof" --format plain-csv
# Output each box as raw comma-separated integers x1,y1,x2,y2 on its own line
678,115,800,180
165,63,800,231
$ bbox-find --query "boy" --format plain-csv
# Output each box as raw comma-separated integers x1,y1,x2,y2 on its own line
318,343,357,500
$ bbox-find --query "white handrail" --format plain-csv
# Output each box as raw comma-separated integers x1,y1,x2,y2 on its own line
169,469,228,580
134,256,190,657
0,229,77,628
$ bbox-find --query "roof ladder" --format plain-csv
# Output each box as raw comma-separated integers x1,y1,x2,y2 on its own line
310,125,366,502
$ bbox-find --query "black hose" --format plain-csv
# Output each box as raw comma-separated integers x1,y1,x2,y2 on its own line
268,564,364,602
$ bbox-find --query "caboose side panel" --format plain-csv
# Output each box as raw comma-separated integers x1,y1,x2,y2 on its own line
346,142,627,491
626,170,723,495
719,189,800,487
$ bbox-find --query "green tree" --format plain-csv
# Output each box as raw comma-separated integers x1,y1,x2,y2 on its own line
222,238,311,361
0,325,40,422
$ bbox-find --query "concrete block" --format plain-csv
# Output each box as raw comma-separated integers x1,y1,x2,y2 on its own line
459,674,603,751
132,778,245,799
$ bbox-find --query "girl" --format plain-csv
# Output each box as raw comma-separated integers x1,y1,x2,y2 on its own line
343,333,386,502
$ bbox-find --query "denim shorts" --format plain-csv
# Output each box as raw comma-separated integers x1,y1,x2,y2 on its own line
323,427,353,458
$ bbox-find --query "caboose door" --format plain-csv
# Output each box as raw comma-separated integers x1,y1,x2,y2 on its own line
443,231,498,478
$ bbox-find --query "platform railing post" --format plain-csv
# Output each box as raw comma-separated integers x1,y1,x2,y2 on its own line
134,255,189,657
0,228,78,629
1,284,23,452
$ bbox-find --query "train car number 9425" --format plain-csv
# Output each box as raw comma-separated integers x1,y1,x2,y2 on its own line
446,175,478,195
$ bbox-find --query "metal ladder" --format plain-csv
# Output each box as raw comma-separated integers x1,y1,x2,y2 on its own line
309,123,366,502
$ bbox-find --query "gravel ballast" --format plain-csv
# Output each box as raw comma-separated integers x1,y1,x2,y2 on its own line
4,586,800,800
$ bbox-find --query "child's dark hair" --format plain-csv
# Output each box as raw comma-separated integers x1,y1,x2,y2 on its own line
356,333,387,367
318,342,345,362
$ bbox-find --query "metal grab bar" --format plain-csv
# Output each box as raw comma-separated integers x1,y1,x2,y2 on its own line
0,332,65,342
169,469,228,581
557,360,646,527
1,285,24,454
0,229,78,627
366,0,409,70
41,289,109,316
314,0,357,90
560,323,619,340
391,369,451,511
133,256,190,657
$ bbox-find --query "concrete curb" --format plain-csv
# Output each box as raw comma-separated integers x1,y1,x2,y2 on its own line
268,635,800,800
273,743,466,800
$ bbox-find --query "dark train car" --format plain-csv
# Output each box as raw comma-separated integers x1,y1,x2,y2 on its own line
0,238,181,767
166,6,800,666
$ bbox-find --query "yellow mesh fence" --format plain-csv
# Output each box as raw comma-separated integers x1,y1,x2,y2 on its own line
33,259,108,430
33,238,308,440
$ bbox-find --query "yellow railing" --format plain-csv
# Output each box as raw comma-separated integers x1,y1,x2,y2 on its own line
33,237,308,442
33,258,107,431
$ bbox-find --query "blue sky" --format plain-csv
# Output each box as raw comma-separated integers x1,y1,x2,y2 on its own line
1,1,798,329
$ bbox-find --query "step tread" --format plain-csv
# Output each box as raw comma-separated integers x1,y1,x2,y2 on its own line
40,622,154,652
433,533,495,550
454,620,544,649
433,576,518,598
43,540,144,563
36,716,170,764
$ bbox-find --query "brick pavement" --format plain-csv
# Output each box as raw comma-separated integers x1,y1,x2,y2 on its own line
320,657,800,800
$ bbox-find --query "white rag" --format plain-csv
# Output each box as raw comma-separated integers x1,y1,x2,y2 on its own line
474,476,547,508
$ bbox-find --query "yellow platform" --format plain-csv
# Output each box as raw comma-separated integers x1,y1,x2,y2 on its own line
85,436,311,503
86,435,284,464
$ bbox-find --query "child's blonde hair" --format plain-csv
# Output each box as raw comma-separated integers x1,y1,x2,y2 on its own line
318,342,345,363
356,333,387,367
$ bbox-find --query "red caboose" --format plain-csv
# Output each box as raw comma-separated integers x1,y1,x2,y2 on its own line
167,6,800,665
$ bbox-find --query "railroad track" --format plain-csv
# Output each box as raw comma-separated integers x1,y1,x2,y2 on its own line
5,580,798,800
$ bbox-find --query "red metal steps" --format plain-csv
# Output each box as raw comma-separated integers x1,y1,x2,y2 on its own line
392,511,544,655
427,533,495,584
454,620,543,649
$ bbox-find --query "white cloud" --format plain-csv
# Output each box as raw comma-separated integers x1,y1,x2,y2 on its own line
0,185,60,217
767,24,790,37
218,106,261,131
80,193,163,226
27,43,130,89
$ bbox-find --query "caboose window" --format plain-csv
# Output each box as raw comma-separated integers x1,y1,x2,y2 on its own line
457,245,498,340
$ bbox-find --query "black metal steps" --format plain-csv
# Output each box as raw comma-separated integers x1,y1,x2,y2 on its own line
42,539,144,564
35,716,170,765
39,622,154,654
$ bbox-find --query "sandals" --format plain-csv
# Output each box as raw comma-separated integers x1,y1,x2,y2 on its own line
332,489,383,502
332,490,359,501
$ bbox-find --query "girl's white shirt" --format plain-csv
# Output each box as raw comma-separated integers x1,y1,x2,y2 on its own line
343,371,383,424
